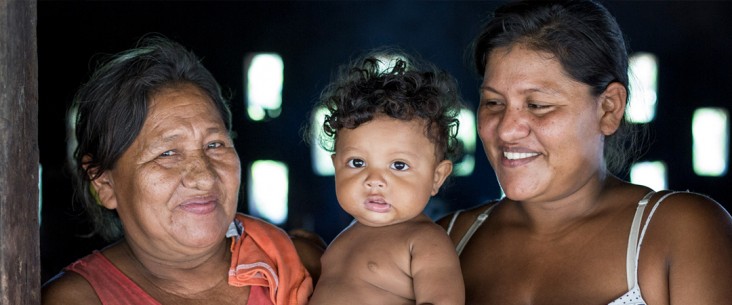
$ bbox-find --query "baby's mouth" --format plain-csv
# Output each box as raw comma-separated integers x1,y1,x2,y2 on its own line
364,196,391,213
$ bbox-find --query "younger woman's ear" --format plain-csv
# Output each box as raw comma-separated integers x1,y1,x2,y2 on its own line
598,82,628,136
431,160,453,196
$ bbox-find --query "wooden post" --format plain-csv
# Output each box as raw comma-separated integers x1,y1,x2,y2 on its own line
0,0,40,304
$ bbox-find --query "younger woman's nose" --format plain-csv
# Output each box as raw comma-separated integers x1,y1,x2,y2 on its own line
497,106,530,142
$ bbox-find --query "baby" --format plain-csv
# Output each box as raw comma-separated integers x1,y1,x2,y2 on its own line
308,50,465,305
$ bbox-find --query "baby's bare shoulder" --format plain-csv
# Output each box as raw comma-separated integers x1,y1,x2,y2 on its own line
407,218,452,237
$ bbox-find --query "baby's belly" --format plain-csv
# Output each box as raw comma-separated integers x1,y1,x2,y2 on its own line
310,272,415,305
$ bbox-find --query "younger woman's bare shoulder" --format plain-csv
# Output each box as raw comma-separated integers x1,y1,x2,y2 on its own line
42,271,101,305
643,191,732,264
652,191,730,224
644,191,732,302
650,191,732,238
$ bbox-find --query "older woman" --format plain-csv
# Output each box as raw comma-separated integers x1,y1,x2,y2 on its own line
438,0,732,304
42,37,312,305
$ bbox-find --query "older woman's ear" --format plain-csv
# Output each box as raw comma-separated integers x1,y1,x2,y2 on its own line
598,82,627,136
82,155,118,210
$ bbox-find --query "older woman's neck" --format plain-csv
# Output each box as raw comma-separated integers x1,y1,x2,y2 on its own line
120,238,232,294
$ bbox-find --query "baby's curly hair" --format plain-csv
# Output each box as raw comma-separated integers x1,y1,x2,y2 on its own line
312,49,464,162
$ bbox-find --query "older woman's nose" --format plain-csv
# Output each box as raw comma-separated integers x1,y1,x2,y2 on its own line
182,151,216,190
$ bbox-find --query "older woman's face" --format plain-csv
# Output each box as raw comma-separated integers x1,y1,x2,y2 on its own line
99,83,240,254
477,44,605,203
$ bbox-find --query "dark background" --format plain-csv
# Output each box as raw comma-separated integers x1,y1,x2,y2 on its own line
38,0,732,283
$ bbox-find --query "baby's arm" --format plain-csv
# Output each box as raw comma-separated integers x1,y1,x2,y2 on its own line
410,223,465,305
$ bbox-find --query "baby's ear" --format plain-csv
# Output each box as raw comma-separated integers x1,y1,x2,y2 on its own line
431,160,453,196
82,155,118,210
598,82,627,136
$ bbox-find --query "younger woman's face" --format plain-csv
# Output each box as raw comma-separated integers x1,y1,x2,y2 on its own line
477,44,607,203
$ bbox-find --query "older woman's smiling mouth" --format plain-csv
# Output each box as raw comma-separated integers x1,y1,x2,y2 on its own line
179,197,218,214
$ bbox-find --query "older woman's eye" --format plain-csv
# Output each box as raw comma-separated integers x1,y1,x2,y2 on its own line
160,150,175,157
207,142,224,149
346,159,365,168
391,161,410,171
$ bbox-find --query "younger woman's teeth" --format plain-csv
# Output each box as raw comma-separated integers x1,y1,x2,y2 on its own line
504,152,539,160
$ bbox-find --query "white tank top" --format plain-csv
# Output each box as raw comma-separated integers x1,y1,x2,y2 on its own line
447,191,679,305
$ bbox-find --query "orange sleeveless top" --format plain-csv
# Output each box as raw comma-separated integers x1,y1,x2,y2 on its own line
66,251,271,305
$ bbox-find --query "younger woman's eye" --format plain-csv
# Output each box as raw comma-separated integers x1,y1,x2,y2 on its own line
528,103,550,110
481,99,502,107
346,158,365,168
390,161,410,171
479,99,505,112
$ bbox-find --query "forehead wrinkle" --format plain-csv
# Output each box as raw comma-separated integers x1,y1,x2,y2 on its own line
482,77,566,99
146,125,224,148
521,87,561,96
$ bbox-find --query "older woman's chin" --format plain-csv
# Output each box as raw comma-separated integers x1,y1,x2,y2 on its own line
166,212,236,248
171,226,232,249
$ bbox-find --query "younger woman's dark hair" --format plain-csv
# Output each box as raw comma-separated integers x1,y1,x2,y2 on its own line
472,0,645,175
309,49,464,163
71,35,232,241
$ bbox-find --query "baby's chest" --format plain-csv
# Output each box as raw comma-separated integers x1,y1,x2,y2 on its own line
325,239,411,272
320,241,415,299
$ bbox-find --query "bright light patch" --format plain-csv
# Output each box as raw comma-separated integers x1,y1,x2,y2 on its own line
245,53,283,121
311,107,334,176
693,108,728,176
627,52,658,123
248,160,289,225
453,108,477,176
374,53,408,73
630,161,667,191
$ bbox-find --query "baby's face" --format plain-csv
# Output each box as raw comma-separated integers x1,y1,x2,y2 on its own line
331,116,452,227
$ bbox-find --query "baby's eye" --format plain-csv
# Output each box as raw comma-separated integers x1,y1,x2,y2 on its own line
346,158,365,168
390,161,410,171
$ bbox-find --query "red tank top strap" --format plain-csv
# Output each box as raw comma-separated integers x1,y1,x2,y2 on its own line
65,250,161,305
247,285,273,305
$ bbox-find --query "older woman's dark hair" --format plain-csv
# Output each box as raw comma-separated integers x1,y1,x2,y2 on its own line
312,49,463,162
472,0,643,175
71,36,232,241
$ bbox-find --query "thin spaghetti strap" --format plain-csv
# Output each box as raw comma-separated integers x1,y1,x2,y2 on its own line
631,191,681,287
455,204,498,256
624,191,655,289
446,210,463,235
